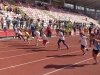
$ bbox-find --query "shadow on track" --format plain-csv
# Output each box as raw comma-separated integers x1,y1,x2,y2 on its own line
46,54,82,58
44,64,93,69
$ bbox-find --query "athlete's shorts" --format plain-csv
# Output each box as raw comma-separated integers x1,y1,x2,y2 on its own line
81,45,86,49
43,40,48,45
26,36,29,38
93,49,99,55
36,36,40,39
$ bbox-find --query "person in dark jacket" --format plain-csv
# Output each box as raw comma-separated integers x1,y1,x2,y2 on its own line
31,25,35,37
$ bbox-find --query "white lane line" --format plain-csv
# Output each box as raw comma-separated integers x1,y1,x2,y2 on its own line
0,50,81,71
0,45,56,53
43,55,100,75
0,45,80,60
0,40,78,49
0,43,79,54
0,44,58,53
0,46,9,48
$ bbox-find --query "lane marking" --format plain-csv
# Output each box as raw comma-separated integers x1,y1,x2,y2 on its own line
0,43,79,54
43,55,100,75
0,45,80,60
0,41,78,49
0,50,81,71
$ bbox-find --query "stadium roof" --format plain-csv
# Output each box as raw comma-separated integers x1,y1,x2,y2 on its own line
65,0,100,10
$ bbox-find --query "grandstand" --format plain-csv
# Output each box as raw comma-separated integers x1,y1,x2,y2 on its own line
0,0,100,36
14,0,100,27
0,1,100,75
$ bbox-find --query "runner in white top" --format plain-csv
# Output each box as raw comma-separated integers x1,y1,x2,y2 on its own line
17,28,25,41
57,29,69,50
79,32,89,55
34,31,40,37
42,32,50,48
34,29,40,46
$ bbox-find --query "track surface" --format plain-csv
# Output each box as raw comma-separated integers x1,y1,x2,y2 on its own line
0,36,100,75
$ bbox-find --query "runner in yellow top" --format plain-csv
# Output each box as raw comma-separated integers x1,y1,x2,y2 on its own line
69,28,72,35
25,29,30,44
84,27,88,35
66,28,69,35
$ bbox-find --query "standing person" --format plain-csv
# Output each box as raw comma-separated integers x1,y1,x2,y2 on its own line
46,25,52,37
31,25,35,37
40,28,43,37
12,17,16,29
5,15,10,29
89,26,92,34
20,17,24,29
57,29,69,50
14,26,18,39
89,33,100,65
34,29,40,46
42,32,50,48
79,32,89,55
84,27,88,35
73,26,76,35
79,26,82,33
94,28,97,35
0,18,4,29
29,19,33,28
25,19,29,29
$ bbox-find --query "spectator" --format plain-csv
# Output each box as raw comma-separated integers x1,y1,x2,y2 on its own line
89,27,92,34
17,9,20,15
29,19,33,28
12,17,17,29
41,20,44,28
22,0,26,3
0,17,4,29
5,15,10,29
46,25,52,37
25,19,29,29
20,17,24,29
31,25,35,37
24,14,27,21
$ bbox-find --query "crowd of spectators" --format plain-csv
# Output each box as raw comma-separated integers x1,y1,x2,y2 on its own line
0,0,97,38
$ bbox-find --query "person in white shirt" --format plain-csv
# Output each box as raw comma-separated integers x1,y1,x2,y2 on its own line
94,28,97,35
34,29,40,46
14,26,18,39
79,32,88,55
17,28,25,41
57,29,69,50
42,32,50,48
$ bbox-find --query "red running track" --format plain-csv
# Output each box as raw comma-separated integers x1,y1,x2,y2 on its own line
0,36,99,75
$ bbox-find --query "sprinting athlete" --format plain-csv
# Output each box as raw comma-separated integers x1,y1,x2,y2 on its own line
42,32,50,48
17,28,25,41
89,33,100,65
25,29,30,44
57,29,69,50
79,32,89,55
34,29,40,46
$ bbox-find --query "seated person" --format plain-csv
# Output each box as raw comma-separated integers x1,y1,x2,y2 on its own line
22,0,26,3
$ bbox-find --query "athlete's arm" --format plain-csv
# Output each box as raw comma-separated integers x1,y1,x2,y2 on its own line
95,39,100,43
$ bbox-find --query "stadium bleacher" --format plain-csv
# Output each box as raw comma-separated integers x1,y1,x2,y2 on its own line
15,1,100,28
0,0,100,37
